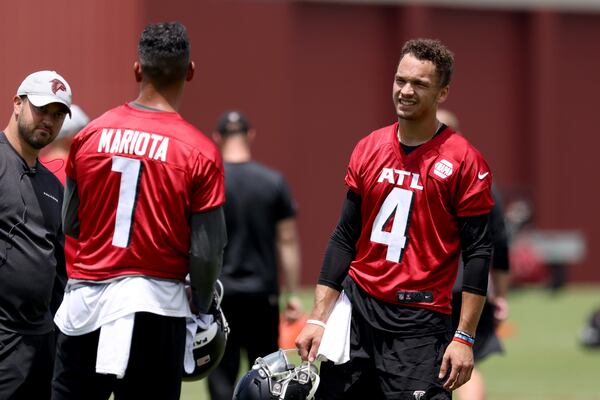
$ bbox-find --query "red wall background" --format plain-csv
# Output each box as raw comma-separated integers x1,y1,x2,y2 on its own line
2,0,598,284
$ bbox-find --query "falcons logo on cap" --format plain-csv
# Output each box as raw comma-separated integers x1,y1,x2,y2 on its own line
50,79,67,94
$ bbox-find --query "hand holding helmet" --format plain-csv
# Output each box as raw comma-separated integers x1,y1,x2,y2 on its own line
182,279,230,381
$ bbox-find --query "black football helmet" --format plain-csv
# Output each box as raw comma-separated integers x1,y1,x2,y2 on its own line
233,349,320,400
580,307,600,348
182,280,230,381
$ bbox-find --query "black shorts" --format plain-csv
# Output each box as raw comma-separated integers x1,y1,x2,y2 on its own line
52,312,186,400
316,309,452,400
0,329,56,400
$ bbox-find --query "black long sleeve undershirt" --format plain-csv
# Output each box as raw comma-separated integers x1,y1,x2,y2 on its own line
489,185,510,272
458,214,492,296
318,190,492,295
318,190,362,291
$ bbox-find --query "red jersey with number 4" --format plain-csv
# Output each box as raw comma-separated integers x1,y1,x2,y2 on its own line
66,104,225,281
346,123,493,314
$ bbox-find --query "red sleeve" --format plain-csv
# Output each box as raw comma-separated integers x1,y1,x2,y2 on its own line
65,132,82,182
454,148,494,217
190,152,225,213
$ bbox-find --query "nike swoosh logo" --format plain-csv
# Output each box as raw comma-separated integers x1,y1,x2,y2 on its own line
478,172,489,180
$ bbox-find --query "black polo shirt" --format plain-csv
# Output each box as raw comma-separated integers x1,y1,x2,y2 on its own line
0,132,66,334
219,161,296,297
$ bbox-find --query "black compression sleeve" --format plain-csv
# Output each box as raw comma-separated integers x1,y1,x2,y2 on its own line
458,213,493,296
490,187,510,271
318,190,362,291
62,177,80,239
189,207,227,313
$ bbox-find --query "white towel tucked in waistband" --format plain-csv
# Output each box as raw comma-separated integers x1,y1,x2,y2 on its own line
95,313,135,378
317,291,352,365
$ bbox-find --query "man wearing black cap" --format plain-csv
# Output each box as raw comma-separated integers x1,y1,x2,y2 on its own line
208,110,303,400
437,108,510,400
0,70,71,399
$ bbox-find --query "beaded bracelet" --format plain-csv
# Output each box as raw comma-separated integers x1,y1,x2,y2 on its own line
453,330,475,346
306,319,327,329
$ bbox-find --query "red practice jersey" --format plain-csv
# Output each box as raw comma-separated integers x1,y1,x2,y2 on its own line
346,123,493,314
39,154,77,270
66,104,225,281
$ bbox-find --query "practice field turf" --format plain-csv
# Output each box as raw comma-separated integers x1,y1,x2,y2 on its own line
479,286,600,400
178,286,600,400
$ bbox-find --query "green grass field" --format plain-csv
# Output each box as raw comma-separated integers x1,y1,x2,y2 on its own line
479,286,600,400
180,286,600,400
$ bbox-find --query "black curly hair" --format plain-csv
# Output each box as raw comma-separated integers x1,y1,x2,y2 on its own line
138,22,190,87
400,38,454,88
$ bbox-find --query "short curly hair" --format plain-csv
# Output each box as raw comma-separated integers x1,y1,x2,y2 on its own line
400,38,454,88
138,22,190,87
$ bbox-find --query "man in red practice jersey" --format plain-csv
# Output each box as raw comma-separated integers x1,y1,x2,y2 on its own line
296,38,494,399
40,104,90,273
52,22,227,400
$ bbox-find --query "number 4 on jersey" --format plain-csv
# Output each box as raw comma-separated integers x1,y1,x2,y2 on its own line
370,187,414,262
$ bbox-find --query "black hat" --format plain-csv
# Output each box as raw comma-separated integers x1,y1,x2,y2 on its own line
216,110,251,135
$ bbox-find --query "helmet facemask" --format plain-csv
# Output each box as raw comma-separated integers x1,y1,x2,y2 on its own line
252,349,320,400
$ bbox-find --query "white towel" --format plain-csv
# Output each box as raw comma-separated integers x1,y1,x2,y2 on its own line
317,291,352,365
184,314,215,374
95,313,135,378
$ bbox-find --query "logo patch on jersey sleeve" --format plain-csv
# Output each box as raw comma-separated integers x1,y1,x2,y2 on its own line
428,155,457,183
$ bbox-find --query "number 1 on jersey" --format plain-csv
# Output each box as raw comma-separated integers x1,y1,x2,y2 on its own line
111,156,142,248
370,187,414,262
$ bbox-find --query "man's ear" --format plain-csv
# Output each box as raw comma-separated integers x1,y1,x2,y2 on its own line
186,61,195,82
437,85,449,104
13,95,24,118
133,61,143,83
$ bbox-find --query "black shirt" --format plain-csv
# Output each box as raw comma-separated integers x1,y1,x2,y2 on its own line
219,161,296,297
0,132,66,334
